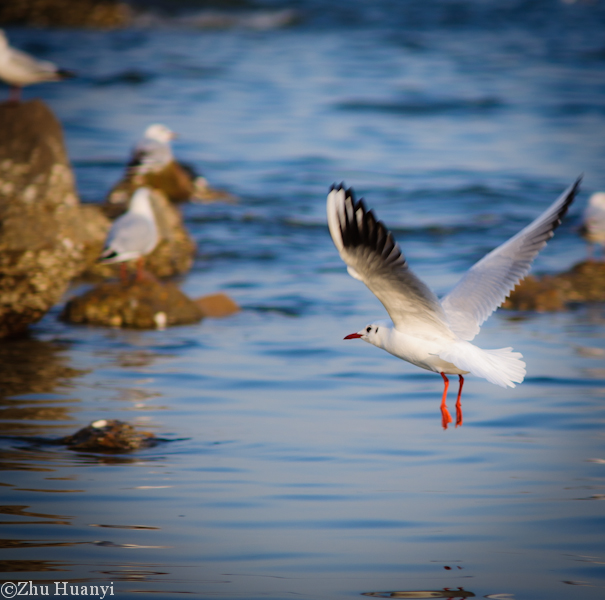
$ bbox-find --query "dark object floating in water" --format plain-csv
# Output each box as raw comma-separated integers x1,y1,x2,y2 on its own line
59,419,157,452
94,70,155,86
362,590,475,599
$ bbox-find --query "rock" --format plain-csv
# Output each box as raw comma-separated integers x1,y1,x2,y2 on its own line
85,188,196,280
0,0,132,29
107,161,198,208
191,175,238,204
59,419,156,452
0,99,92,337
503,260,605,312
61,277,203,329
195,292,240,318
107,162,237,209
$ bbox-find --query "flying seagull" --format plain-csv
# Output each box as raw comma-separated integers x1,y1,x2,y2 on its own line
327,176,581,429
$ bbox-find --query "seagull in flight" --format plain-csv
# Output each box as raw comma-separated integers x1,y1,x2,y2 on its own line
327,177,581,429
0,29,75,101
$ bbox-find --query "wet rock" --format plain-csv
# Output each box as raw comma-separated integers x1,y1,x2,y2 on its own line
59,419,156,452
195,292,240,318
503,261,605,311
107,162,236,209
191,175,238,204
85,188,196,280
0,99,92,337
61,277,203,329
0,0,132,29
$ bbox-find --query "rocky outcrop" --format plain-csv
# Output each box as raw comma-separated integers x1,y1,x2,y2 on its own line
195,292,240,318
503,261,605,312
0,99,93,337
61,277,204,329
106,163,237,211
0,0,131,28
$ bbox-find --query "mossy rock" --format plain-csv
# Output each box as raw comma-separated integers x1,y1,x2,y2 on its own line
59,419,156,452
0,100,90,336
62,278,203,329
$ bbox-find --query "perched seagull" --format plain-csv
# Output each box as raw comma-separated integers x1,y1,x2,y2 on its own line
99,187,159,281
327,177,581,429
580,192,605,260
107,123,236,207
127,124,177,175
0,29,75,102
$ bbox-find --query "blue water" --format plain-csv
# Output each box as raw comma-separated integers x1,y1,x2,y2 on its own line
2,1,605,598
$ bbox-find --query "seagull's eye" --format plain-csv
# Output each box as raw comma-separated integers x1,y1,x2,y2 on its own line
366,326,371,333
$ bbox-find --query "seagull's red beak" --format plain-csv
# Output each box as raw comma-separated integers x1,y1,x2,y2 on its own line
344,332,362,339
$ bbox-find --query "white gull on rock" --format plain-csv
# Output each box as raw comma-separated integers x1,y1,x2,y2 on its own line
128,124,177,175
0,29,74,101
99,187,159,280
580,192,605,259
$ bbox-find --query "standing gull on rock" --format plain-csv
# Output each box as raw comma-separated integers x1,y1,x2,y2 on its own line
0,29,74,101
99,187,159,281
327,177,581,429
107,123,236,208
580,192,605,260
128,124,177,175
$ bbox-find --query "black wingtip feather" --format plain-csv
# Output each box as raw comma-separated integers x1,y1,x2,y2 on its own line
551,174,582,233
335,185,406,269
98,249,117,263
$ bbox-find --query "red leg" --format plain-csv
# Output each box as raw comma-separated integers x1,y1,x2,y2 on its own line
119,262,128,284
440,372,452,430
455,375,464,427
8,86,21,103
135,257,145,282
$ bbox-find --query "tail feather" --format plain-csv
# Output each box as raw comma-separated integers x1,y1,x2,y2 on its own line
438,343,526,388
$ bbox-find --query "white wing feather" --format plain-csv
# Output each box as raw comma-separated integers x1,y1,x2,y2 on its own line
440,176,581,341
327,185,454,339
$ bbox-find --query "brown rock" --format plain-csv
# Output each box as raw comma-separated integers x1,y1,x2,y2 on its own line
191,176,238,204
195,292,240,318
85,188,196,280
61,277,203,329
0,0,132,29
106,162,237,210
59,419,156,452
0,99,92,337
503,260,605,311
106,161,197,209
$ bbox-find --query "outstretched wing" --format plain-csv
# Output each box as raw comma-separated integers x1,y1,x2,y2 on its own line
441,176,582,341
327,185,453,339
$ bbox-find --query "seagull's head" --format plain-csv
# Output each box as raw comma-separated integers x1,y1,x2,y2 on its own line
344,320,390,348
588,192,605,210
144,124,177,144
